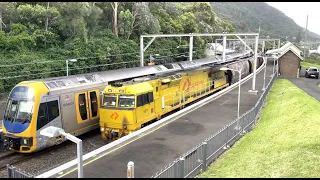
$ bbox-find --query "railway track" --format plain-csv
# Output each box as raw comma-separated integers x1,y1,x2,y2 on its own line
0,152,34,171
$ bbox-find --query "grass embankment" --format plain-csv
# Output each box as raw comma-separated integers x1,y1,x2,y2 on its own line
199,79,320,178
301,61,320,70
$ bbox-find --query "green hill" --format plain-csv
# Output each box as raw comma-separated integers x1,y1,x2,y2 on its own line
210,2,320,41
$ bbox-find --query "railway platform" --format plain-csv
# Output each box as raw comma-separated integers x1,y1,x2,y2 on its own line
40,63,275,178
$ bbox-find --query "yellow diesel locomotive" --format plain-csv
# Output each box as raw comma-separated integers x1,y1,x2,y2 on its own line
99,57,258,140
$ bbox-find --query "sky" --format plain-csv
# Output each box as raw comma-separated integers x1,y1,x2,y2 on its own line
266,2,320,36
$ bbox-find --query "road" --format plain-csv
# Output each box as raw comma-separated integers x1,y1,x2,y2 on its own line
286,69,320,102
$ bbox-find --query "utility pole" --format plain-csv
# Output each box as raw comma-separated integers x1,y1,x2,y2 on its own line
304,14,308,58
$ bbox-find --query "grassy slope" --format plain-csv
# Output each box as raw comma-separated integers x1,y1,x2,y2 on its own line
301,61,320,70
198,79,320,178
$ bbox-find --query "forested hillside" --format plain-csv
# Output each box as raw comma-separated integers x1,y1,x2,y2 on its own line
0,2,236,93
210,2,320,41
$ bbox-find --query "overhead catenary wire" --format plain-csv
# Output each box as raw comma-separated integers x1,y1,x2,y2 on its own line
0,46,192,68
0,51,194,80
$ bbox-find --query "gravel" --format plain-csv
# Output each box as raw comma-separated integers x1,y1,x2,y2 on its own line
0,129,108,178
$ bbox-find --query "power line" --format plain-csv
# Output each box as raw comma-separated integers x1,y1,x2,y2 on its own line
0,46,193,68
0,60,140,80
0,51,193,80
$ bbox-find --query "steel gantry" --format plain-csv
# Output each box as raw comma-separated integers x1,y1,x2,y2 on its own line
215,38,281,53
140,33,260,94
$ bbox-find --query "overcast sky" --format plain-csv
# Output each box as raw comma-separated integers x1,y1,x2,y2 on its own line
266,2,320,35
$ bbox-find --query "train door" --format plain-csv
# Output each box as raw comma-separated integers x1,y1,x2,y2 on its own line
46,96,62,128
75,92,89,123
88,90,100,120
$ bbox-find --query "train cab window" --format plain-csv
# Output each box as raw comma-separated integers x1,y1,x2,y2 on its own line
37,103,48,130
142,93,148,105
78,94,88,120
90,92,98,117
118,95,135,107
137,95,142,107
47,100,59,122
148,92,154,103
137,93,153,107
102,95,116,107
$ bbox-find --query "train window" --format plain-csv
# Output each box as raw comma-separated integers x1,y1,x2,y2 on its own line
37,103,48,130
47,100,59,122
142,93,148,105
102,95,116,107
148,92,154,103
78,94,88,121
90,92,98,117
156,86,158,92
118,95,135,107
137,95,143,107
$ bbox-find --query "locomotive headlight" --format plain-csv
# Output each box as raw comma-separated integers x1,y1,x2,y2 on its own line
108,89,112,92
100,127,105,132
120,90,124,93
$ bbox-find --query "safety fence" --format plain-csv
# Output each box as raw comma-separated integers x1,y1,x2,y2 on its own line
7,164,34,178
151,73,277,178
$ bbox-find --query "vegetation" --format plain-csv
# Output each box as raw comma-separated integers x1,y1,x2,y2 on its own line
300,57,320,69
0,2,236,93
198,79,320,178
210,2,320,42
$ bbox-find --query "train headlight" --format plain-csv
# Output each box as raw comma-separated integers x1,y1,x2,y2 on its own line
108,89,112,92
23,139,28,145
100,127,105,132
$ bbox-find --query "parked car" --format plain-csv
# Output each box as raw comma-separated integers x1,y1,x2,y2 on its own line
305,67,319,79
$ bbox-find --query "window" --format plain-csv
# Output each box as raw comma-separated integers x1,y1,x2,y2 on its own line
4,99,12,120
137,95,143,107
78,94,87,120
15,100,34,123
118,95,135,107
142,93,148,105
148,92,154,103
156,86,158,92
47,100,59,122
37,103,48,130
90,92,98,117
102,95,117,107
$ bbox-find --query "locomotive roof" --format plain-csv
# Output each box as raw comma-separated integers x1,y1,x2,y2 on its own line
37,50,252,92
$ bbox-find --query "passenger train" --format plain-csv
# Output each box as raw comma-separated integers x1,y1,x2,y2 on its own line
1,50,258,153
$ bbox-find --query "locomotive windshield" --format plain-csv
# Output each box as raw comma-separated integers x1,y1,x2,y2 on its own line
4,86,34,123
118,95,135,107
102,94,116,107
102,94,135,108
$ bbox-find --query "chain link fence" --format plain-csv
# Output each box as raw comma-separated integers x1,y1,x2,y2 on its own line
151,73,277,178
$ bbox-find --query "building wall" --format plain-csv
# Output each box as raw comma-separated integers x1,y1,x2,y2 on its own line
279,51,300,77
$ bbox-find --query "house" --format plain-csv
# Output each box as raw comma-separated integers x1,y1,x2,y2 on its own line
266,42,303,77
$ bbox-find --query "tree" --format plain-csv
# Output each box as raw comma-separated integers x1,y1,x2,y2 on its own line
118,9,133,40
110,2,119,37
0,3,10,31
